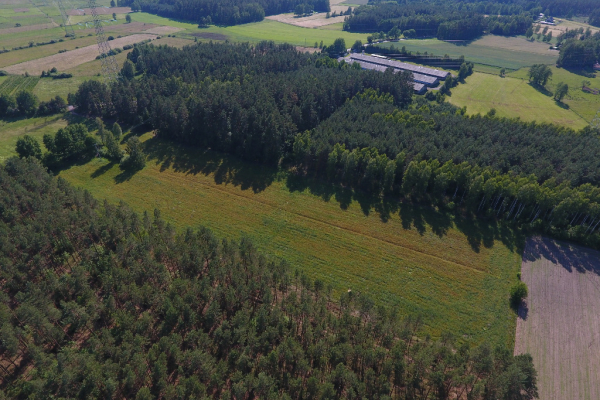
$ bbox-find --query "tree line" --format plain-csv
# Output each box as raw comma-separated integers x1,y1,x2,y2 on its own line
0,157,539,399
117,0,329,25
290,93,600,249
342,2,534,40
0,90,66,118
557,31,600,68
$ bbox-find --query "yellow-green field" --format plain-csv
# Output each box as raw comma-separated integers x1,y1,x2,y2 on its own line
448,72,589,129
508,66,600,123
52,131,523,345
133,13,368,47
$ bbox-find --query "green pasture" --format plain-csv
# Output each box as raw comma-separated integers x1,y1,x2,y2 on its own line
376,35,558,69
448,72,588,129
508,66,600,123
134,13,368,47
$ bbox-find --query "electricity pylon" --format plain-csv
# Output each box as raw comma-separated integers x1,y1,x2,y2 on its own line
88,0,120,82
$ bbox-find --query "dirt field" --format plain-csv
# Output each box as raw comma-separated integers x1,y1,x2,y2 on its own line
3,33,156,74
68,7,131,16
266,13,346,28
0,21,57,34
265,0,351,28
515,236,600,400
13,8,29,12
143,25,183,34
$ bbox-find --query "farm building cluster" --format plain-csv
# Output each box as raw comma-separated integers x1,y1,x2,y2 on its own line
342,53,450,94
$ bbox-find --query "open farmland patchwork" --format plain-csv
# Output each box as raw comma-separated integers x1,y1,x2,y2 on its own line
2,33,156,74
376,36,558,69
515,237,600,400
57,132,523,345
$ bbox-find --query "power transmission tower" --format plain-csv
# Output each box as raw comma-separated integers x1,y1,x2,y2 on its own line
53,0,75,37
88,0,120,82
592,110,600,130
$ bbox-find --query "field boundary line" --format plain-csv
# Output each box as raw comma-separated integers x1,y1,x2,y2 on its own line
158,167,485,274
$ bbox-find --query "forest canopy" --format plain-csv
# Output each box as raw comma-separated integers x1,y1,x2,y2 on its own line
0,157,539,399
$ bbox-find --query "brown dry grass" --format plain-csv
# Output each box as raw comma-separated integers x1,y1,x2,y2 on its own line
68,7,131,16
3,33,156,74
143,25,183,34
534,20,600,38
515,236,600,400
0,21,57,34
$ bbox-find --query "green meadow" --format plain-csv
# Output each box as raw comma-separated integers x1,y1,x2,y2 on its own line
376,35,558,69
48,130,523,346
448,72,589,129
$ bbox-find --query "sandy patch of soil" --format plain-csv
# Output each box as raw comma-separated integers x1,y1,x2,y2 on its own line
0,21,57,34
266,13,347,28
68,7,131,16
143,25,183,34
515,236,600,400
3,33,156,75
296,46,321,53
13,8,29,12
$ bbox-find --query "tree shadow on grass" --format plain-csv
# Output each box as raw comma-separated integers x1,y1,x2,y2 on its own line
554,100,569,109
114,167,139,184
143,136,277,193
527,82,553,97
522,236,600,276
91,161,116,178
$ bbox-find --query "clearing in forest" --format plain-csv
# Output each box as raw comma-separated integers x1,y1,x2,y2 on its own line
447,72,588,129
515,237,600,400
55,131,524,345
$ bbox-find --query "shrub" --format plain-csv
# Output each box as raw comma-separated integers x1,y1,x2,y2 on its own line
15,135,42,159
510,281,528,309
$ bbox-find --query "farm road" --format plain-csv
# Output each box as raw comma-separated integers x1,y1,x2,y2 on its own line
515,236,600,400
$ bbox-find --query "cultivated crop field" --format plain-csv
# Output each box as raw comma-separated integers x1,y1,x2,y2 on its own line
54,131,523,345
0,75,40,95
3,33,157,74
377,36,558,69
448,72,588,129
515,237,600,400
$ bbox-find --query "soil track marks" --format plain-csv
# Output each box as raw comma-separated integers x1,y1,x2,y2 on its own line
515,236,600,400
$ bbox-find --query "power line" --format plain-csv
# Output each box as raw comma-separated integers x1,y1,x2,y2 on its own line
88,0,120,83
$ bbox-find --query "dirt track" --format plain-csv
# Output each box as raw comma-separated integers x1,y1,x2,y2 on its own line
515,236,600,400
3,34,156,75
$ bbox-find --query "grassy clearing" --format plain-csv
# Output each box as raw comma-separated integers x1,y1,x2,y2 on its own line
33,76,93,101
0,115,66,161
508,66,600,123
53,131,523,345
447,72,588,129
134,13,368,47
377,36,558,69
515,237,600,400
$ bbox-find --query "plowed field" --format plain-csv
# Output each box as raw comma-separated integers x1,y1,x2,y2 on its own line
515,237,600,400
